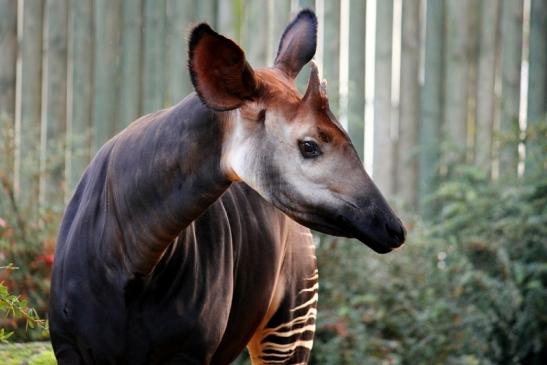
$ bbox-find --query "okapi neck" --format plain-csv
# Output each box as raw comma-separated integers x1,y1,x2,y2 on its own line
106,94,231,275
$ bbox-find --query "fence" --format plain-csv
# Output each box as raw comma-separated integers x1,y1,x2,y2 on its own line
0,0,545,219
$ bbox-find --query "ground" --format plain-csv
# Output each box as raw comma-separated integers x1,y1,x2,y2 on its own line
0,342,55,365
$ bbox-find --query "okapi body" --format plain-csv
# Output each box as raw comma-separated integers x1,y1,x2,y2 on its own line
49,10,405,364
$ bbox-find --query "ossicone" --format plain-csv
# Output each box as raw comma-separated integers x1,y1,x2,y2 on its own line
303,61,327,109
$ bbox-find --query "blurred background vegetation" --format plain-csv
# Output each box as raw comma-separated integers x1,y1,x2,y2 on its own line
0,0,546,364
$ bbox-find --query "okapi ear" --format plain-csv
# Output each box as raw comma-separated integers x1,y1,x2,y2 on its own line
189,23,258,111
274,9,317,79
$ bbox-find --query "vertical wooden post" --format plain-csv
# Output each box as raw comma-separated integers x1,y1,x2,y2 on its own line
293,0,314,93
165,0,194,107
443,0,470,168
322,0,340,114
66,0,93,194
347,0,366,161
0,0,17,188
242,0,270,68
0,0,17,127
197,0,217,26
398,0,420,208
419,0,443,218
296,0,315,11
526,0,547,173
14,0,44,212
93,0,121,151
466,0,480,164
119,0,143,127
499,0,523,177
40,0,68,207
272,0,292,57
475,0,500,174
374,0,394,197
142,0,166,114
217,0,240,41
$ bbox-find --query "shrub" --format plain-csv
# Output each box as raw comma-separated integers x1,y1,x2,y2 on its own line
0,117,60,341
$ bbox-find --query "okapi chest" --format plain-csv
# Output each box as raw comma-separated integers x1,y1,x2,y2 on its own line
49,9,405,365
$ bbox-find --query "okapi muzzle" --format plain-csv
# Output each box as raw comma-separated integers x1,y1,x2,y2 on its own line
191,10,406,253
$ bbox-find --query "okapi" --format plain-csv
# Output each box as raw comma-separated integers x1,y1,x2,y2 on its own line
49,9,405,365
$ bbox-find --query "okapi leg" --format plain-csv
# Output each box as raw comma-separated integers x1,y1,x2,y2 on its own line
248,229,318,365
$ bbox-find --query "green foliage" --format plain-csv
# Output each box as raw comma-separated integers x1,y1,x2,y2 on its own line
311,128,546,364
0,281,48,343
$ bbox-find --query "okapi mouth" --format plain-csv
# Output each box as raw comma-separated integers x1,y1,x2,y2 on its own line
284,205,405,254
268,189,406,253
337,215,406,254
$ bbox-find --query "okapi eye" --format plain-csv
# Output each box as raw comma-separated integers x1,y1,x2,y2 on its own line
298,140,321,159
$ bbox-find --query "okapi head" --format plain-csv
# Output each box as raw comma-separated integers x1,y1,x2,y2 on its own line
189,10,405,253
